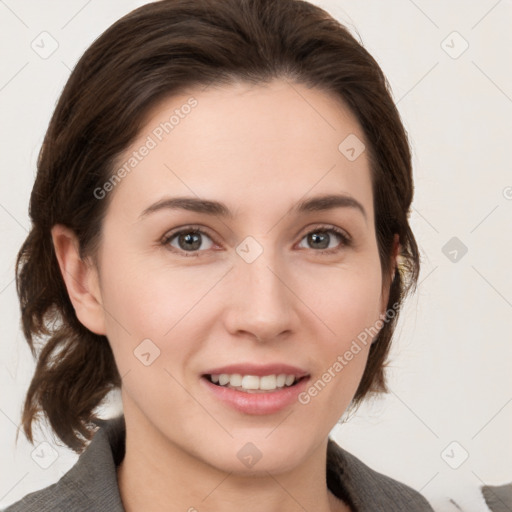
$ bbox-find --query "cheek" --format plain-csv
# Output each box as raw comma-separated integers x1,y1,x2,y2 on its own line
303,269,382,410
299,260,383,403
99,249,204,334
97,264,195,409
304,261,384,345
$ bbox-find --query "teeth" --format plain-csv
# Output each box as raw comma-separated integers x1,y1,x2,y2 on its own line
229,374,242,387
209,373,299,391
218,374,230,386
259,375,277,390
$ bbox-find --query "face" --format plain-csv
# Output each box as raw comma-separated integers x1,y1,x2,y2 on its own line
88,79,392,473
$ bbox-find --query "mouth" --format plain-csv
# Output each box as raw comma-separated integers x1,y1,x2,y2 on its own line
200,365,312,414
202,373,310,393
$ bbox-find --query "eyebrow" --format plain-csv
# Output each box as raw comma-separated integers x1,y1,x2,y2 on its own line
139,193,367,222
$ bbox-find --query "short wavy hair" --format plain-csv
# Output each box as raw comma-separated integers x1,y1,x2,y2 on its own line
15,0,420,453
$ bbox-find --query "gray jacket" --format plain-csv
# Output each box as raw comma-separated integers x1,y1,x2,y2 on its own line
3,415,434,511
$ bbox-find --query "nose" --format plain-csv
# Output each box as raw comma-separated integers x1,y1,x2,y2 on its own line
223,241,299,343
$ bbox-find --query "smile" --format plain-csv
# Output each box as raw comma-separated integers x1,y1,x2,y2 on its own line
206,373,307,392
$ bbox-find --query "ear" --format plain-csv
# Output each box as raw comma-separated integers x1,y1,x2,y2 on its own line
51,224,106,335
380,233,400,316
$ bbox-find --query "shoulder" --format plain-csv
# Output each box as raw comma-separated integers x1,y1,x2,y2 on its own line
327,438,434,511
2,416,126,512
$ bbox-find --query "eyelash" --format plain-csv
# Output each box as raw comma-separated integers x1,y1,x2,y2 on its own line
161,224,352,258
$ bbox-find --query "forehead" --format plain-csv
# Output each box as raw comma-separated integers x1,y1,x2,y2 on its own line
106,79,374,224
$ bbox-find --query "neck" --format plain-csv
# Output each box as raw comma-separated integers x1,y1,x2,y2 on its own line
116,411,350,512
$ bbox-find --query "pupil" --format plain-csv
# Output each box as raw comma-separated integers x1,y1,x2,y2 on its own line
310,232,328,249
180,232,200,250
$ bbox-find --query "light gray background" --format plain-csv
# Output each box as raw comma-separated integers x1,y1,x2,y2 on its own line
1,1,511,510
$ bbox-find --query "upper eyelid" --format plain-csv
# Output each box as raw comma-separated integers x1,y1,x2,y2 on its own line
162,225,216,242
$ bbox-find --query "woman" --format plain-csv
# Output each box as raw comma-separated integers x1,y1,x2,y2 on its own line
6,0,433,510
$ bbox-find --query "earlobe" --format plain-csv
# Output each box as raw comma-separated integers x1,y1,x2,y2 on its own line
51,224,106,335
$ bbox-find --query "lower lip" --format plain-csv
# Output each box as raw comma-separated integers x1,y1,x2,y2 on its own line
200,376,310,415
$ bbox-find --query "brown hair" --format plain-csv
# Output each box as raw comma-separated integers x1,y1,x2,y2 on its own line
15,0,420,453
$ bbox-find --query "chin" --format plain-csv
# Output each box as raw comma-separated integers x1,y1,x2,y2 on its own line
198,437,312,476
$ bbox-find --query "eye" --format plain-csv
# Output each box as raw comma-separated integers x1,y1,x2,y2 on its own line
297,225,351,254
162,226,216,257
161,224,351,258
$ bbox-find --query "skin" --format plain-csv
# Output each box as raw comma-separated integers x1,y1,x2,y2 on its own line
52,79,398,512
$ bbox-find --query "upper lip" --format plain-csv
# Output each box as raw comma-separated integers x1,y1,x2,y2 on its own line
202,363,310,378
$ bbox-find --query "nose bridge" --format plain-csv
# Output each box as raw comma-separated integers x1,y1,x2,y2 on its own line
226,234,296,340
